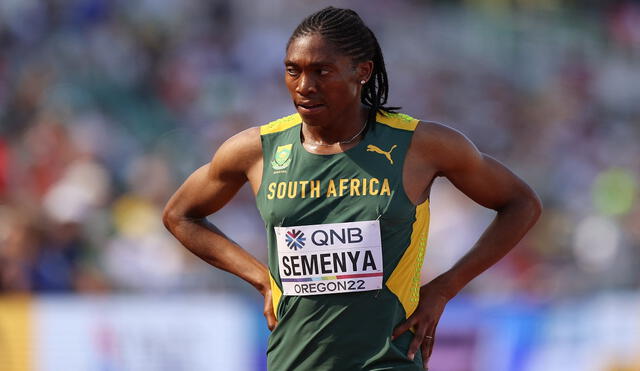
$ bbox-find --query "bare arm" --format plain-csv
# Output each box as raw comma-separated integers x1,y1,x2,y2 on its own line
394,122,542,366
162,127,277,329
422,122,542,299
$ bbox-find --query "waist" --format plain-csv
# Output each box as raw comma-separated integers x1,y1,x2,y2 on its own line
267,289,420,370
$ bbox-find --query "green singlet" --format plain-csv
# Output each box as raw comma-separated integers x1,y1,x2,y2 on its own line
256,111,430,371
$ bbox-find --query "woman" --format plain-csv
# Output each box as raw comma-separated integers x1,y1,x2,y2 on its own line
163,6,541,371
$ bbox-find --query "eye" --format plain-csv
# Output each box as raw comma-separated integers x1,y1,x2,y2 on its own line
319,68,330,76
286,67,299,77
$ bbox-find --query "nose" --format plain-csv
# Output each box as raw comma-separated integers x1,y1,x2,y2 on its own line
296,72,317,96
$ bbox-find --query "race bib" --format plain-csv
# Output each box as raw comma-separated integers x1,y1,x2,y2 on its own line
274,220,383,296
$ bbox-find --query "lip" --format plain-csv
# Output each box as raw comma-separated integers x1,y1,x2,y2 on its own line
296,103,326,114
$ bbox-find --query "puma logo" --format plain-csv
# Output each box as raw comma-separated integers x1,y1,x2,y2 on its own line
366,144,397,165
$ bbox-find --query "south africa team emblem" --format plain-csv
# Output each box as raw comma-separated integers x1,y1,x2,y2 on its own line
271,144,292,171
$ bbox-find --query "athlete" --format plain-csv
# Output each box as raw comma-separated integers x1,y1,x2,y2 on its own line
163,7,541,371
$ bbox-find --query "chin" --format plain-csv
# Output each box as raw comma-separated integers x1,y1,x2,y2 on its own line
299,116,323,126
296,108,328,126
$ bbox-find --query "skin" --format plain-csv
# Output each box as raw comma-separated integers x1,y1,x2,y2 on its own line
284,34,373,149
163,33,542,369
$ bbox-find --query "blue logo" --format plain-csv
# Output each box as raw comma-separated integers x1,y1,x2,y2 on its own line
285,229,306,250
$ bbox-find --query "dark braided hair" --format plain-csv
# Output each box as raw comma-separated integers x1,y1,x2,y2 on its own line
287,7,400,124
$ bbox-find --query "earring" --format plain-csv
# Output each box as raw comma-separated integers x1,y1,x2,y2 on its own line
360,80,366,85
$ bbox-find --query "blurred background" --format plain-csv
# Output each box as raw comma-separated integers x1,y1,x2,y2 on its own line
0,0,639,370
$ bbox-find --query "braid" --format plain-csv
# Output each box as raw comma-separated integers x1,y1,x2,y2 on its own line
288,7,400,124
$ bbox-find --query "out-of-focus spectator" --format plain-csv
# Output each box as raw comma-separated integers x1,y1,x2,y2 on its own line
0,0,638,298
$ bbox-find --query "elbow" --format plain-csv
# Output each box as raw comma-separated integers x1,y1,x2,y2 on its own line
162,204,181,234
517,188,543,226
163,201,208,235
528,191,543,224
499,187,543,226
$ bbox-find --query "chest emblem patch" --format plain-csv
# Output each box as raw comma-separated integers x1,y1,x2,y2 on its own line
272,144,293,171
367,144,397,165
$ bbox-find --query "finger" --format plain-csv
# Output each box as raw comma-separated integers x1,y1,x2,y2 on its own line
425,323,438,360
425,334,435,360
407,328,427,361
264,305,277,331
263,307,276,331
264,311,276,330
421,340,428,369
267,315,278,331
421,334,434,369
423,323,439,368
263,290,276,330
391,316,415,340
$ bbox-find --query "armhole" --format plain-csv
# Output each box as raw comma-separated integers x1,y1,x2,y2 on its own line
269,271,283,319
373,111,423,206
401,121,434,206
255,132,269,200
256,113,302,200
385,199,430,319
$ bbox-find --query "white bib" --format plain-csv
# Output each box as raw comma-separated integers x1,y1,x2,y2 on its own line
274,220,383,296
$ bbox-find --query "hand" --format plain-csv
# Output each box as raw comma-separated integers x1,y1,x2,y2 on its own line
391,281,450,369
262,287,278,331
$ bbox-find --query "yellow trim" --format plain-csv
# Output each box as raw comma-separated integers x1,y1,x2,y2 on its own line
260,113,302,135
0,296,32,371
376,112,419,131
385,200,430,318
270,272,283,319
260,112,418,134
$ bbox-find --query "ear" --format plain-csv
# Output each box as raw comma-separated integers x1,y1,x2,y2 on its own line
355,60,373,84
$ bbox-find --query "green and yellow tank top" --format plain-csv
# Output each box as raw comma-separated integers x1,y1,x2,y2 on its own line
256,111,429,371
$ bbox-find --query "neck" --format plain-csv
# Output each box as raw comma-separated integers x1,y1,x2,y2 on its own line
302,105,370,146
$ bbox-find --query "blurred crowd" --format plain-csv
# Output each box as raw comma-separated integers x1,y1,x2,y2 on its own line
0,0,639,298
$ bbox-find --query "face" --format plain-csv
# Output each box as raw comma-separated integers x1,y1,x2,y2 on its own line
284,33,372,126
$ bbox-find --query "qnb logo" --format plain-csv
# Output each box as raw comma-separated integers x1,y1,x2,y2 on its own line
311,227,363,246
285,229,306,250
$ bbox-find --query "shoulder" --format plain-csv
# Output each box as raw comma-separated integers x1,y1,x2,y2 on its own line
211,126,262,176
219,126,262,154
414,121,475,147
217,111,301,163
410,120,483,173
375,111,475,152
